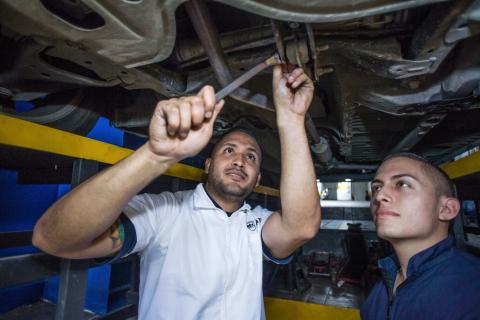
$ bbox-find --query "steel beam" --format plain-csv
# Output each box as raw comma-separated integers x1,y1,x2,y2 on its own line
55,259,90,320
92,304,137,320
0,231,33,249
0,253,60,288
441,150,480,179
55,159,98,320
0,253,137,290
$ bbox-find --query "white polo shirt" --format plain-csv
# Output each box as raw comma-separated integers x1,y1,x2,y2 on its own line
123,183,280,320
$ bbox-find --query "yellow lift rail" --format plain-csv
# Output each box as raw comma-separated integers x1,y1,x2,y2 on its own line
0,114,279,196
3,112,479,192
440,150,480,180
264,297,360,320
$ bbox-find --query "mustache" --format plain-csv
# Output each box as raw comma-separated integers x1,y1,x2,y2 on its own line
225,167,247,179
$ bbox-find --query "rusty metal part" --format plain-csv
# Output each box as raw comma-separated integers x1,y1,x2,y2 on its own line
285,38,310,66
394,0,480,78
306,113,333,164
215,55,279,101
391,113,447,153
409,0,476,58
270,21,324,125
185,0,274,111
184,0,233,86
271,20,286,63
311,136,333,164
306,24,319,80
175,24,279,66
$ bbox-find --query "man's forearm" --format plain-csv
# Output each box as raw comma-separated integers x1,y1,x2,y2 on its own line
33,143,176,254
278,118,321,239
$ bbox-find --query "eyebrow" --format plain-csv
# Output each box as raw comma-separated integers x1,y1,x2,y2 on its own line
391,173,420,182
372,173,420,185
222,142,259,154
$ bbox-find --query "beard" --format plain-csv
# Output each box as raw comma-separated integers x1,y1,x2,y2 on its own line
207,170,257,201
215,179,251,199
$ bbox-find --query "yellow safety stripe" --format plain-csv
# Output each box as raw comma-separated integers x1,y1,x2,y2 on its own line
440,150,480,180
264,297,360,320
0,114,278,196
253,185,280,197
0,114,133,164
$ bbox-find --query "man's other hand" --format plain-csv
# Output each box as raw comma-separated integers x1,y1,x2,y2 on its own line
148,85,224,161
272,65,314,124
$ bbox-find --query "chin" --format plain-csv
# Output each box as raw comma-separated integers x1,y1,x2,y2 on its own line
376,231,392,241
217,181,251,198
376,227,400,241
377,230,413,242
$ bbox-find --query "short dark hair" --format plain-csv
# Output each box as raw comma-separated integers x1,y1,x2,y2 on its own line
382,152,456,198
210,127,263,160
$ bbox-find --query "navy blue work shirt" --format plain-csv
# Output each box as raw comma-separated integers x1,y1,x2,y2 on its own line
361,235,480,320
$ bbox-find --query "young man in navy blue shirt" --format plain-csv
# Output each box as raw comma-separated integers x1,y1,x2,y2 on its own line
361,153,480,320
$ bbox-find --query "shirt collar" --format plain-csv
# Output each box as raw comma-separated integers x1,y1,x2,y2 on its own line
378,235,455,285
193,183,251,213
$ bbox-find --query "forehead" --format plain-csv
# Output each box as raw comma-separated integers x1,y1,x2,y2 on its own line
374,157,428,181
215,131,261,153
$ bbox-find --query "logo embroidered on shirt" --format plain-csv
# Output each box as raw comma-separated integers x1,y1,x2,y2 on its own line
246,217,262,231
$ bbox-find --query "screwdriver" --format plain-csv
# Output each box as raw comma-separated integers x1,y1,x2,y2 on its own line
215,54,281,101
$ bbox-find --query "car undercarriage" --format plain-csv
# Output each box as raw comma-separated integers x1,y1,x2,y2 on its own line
1,0,480,185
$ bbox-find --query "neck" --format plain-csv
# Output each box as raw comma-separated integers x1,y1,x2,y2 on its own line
204,182,244,213
390,232,449,278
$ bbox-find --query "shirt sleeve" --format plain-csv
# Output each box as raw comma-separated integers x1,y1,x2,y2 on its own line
261,236,294,264
117,213,137,257
94,212,137,265
253,205,294,265
123,192,180,255
94,191,181,264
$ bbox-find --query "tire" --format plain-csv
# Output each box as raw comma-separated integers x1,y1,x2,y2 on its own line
5,90,99,136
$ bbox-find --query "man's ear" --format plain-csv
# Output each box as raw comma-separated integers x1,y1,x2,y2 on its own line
439,196,460,221
255,172,262,187
205,158,211,174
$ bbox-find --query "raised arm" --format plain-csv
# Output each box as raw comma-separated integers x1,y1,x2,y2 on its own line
262,66,321,259
32,86,224,259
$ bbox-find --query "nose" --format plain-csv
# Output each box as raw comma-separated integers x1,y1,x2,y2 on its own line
232,154,245,168
373,186,391,204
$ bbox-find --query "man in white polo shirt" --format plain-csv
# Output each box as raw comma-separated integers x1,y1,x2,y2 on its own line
33,65,321,320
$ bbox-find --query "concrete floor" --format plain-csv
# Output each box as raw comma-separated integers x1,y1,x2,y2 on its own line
265,276,366,309
1,276,365,319
0,301,96,320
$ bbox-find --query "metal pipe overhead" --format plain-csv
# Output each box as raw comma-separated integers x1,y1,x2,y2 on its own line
391,113,447,153
320,200,370,208
185,0,233,86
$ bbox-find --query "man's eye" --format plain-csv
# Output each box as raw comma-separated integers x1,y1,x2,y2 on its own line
371,185,381,192
397,181,410,188
247,154,256,161
224,147,233,154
